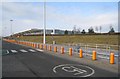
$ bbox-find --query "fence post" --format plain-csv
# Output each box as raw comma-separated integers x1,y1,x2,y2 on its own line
69,48,72,56
110,53,114,64
79,49,83,58
92,51,96,60
61,47,64,54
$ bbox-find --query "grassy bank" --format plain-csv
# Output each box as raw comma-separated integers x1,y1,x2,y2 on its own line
15,34,119,45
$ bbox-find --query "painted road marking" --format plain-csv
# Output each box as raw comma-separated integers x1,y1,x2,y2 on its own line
53,64,95,77
62,66,87,75
20,49,28,52
36,49,44,52
6,50,10,54
29,49,36,52
11,50,17,53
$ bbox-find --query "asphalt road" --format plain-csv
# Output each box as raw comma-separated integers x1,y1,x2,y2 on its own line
2,40,118,78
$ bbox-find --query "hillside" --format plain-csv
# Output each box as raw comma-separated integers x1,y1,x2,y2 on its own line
15,34,119,45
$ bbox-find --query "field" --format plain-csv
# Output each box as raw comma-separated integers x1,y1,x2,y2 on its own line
15,34,119,45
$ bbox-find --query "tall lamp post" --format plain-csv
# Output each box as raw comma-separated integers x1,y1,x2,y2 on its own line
10,20,13,39
43,1,46,44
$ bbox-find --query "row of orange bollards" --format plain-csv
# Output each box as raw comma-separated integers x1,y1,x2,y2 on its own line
4,39,115,64
42,45,114,64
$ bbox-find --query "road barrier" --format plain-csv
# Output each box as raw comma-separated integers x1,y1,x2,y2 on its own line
79,49,83,58
54,46,57,52
110,53,114,64
61,47,64,54
92,51,97,60
69,48,72,56
4,39,118,65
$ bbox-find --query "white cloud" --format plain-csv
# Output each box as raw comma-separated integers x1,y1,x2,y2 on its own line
46,5,118,31
2,2,44,36
1,2,118,36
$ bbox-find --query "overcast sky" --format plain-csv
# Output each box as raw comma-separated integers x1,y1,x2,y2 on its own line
1,0,119,36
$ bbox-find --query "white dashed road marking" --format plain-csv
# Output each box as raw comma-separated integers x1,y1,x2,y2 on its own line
36,49,44,52
11,50,17,53
29,49,36,52
6,50,10,54
20,49,28,52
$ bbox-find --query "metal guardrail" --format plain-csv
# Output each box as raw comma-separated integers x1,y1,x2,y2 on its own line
5,39,119,63
17,40,119,59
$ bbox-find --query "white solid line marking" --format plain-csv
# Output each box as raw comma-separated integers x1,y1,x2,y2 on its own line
20,49,28,52
53,64,95,77
36,49,44,52
29,49,36,52
6,50,9,54
11,50,17,53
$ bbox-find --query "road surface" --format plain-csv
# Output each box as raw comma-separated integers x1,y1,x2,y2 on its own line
2,40,118,78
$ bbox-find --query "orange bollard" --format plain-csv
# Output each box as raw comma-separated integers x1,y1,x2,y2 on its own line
27,42,28,45
32,43,34,47
40,44,43,49
33,44,35,48
54,46,57,52
69,48,72,56
92,51,96,60
49,45,52,51
28,42,29,46
22,42,23,44
79,49,83,58
35,44,37,48
44,45,47,50
61,47,64,54
29,43,30,46
110,53,114,64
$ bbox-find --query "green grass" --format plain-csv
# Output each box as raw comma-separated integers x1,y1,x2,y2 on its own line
15,35,119,45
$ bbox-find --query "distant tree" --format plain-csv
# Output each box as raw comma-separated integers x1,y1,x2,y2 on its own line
81,29,86,34
108,25,115,33
88,27,94,34
64,30,68,34
72,30,74,34
99,26,102,33
73,25,77,34
76,27,81,34
95,26,98,32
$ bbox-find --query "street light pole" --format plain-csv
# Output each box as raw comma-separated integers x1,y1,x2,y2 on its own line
10,20,13,38
43,1,46,44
